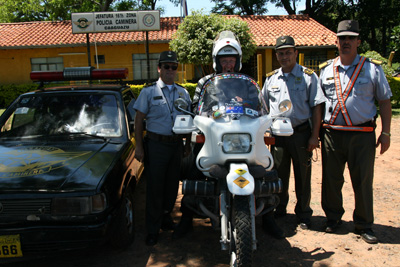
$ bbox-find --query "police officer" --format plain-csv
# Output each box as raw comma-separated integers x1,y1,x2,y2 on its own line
262,36,325,234
133,51,191,246
318,20,392,244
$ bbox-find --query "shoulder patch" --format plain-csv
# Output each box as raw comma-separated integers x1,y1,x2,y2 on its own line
143,81,156,89
266,69,278,77
319,59,333,70
175,83,186,88
303,67,314,76
367,58,382,65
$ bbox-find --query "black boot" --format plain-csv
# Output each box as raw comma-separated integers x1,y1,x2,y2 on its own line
172,215,193,239
262,212,284,239
161,213,176,231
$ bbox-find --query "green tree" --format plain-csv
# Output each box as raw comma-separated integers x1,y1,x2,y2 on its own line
169,11,257,76
210,0,270,15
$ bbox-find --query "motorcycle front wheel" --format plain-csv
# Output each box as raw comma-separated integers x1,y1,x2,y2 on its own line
230,195,253,267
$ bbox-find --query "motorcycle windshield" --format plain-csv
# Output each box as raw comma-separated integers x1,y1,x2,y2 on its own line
196,73,268,118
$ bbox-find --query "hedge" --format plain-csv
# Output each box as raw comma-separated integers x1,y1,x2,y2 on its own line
1,79,398,109
389,77,400,106
129,82,197,99
0,84,40,108
0,82,198,109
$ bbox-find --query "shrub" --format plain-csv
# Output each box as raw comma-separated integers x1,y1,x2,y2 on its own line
388,77,400,107
129,82,197,99
0,84,39,108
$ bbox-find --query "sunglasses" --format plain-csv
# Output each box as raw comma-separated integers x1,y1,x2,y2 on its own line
338,36,358,41
162,64,178,70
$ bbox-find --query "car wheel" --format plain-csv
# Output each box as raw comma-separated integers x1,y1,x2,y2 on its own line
109,186,135,248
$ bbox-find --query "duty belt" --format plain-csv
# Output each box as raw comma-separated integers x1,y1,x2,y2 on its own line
293,121,310,133
146,131,182,143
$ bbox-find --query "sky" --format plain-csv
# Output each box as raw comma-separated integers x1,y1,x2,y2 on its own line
158,0,298,17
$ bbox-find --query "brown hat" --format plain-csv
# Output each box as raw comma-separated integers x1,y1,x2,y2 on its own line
159,51,178,63
275,36,295,50
337,20,359,36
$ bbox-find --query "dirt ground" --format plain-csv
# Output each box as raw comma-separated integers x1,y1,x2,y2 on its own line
137,117,400,267
8,117,400,267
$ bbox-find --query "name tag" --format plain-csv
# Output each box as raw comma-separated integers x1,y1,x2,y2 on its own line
153,96,163,100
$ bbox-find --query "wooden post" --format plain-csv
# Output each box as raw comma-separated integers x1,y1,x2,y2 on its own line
257,54,263,87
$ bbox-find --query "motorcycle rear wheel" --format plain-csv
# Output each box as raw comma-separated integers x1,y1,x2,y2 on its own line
230,196,253,267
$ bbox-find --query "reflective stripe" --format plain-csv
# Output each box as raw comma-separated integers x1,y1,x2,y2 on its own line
329,56,367,126
322,123,374,132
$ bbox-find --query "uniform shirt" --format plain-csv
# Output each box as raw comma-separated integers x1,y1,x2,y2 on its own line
318,55,392,126
133,78,191,136
262,63,325,127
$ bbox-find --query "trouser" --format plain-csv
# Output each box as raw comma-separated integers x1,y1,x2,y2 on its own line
144,137,182,234
321,128,375,230
272,125,313,220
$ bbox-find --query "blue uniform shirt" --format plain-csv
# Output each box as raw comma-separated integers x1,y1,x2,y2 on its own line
262,63,325,127
133,78,191,136
318,55,392,125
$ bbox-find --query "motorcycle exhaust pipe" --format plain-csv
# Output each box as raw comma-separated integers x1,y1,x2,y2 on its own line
182,180,216,196
254,178,282,197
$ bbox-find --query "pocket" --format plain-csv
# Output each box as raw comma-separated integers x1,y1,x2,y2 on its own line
353,78,372,97
151,97,167,116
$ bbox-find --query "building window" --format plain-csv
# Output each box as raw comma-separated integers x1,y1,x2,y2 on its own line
31,57,64,71
94,55,105,64
132,53,160,80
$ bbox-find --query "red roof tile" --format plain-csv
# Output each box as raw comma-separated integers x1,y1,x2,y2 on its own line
0,15,336,49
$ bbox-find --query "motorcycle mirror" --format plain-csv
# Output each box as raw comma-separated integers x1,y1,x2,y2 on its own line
174,98,195,117
174,98,188,111
278,99,292,113
271,99,292,118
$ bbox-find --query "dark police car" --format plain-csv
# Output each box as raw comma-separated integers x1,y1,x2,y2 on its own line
0,67,144,258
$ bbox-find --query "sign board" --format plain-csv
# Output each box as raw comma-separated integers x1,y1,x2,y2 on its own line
72,11,160,33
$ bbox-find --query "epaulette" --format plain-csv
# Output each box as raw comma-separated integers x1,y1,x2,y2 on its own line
303,67,314,76
367,58,382,65
266,70,278,77
143,81,157,88
319,59,333,70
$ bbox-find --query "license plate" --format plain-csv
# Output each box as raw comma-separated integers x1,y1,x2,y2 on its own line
0,235,23,258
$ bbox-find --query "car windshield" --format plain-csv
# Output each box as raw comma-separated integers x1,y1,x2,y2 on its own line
0,93,121,138
196,73,268,118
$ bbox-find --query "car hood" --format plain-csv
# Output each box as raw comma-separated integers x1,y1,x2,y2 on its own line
0,141,123,192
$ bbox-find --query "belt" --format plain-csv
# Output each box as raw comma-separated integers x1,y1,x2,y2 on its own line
146,131,182,143
293,121,310,133
322,120,375,132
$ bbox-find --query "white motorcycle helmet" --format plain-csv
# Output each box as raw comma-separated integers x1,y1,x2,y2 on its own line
212,31,242,73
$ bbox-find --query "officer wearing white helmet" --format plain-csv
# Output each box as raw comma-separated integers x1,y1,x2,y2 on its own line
191,30,242,110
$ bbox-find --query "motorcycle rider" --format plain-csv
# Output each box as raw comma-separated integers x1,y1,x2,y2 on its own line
173,31,284,240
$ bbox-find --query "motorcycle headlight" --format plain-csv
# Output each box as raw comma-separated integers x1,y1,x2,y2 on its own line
51,193,107,215
222,133,251,154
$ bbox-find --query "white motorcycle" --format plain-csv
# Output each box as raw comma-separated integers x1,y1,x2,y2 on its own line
173,73,293,267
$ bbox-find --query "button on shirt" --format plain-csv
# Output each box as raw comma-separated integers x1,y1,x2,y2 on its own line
318,55,392,126
262,63,325,127
133,78,191,136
